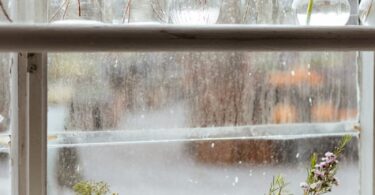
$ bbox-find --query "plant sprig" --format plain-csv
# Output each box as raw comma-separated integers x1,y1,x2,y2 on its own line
267,135,353,195
301,135,352,195
306,0,314,25
73,180,119,195
267,175,292,195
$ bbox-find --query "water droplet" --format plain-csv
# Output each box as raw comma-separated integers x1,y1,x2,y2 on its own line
238,161,242,164
211,143,215,148
296,153,300,158
234,176,239,183
291,70,296,76
232,176,239,186
262,172,266,176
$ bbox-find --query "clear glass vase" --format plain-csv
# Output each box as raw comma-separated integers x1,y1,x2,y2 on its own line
359,0,375,25
167,0,222,25
48,0,105,23
292,0,351,25
48,0,167,24
104,0,168,24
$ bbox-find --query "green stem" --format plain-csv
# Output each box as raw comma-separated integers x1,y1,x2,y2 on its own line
306,0,314,25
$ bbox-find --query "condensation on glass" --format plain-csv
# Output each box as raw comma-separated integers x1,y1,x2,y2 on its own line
47,51,360,195
45,0,361,195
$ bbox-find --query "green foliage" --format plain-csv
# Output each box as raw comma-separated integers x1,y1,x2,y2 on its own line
333,135,352,156
267,175,292,195
73,181,119,195
306,153,317,185
267,135,353,195
302,135,353,195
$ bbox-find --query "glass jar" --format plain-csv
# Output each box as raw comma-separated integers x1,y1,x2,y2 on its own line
292,0,351,25
167,0,222,24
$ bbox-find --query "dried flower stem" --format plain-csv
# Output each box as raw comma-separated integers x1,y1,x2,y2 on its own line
77,0,81,16
152,0,168,23
0,0,12,22
122,0,132,23
62,0,71,20
49,0,70,22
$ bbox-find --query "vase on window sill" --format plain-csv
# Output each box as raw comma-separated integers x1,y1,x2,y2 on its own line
167,0,222,25
48,0,103,23
291,0,351,25
48,0,167,24
360,0,375,25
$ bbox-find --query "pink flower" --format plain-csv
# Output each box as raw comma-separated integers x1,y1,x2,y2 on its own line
300,182,310,190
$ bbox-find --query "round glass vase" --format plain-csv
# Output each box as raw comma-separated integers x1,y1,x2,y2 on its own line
120,0,168,24
49,0,167,24
48,0,107,23
292,0,351,25
167,0,222,25
359,0,375,25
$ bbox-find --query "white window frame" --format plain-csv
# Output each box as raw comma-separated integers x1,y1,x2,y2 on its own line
2,5,374,194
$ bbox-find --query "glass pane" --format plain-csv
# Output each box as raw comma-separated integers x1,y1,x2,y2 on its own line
0,53,11,195
48,52,359,195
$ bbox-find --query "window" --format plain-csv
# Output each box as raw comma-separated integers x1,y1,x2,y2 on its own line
0,0,373,195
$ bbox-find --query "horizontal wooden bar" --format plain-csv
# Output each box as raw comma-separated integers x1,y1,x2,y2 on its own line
0,24,375,51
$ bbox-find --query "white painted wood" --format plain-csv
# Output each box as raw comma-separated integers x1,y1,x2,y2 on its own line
10,53,28,195
360,51,374,195
26,53,47,195
0,25,373,51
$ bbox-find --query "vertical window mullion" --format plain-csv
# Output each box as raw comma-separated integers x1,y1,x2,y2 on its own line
360,51,374,195
10,53,28,195
11,0,49,194
10,53,48,195
26,53,47,195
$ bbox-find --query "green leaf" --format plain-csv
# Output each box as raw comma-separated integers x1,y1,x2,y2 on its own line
307,153,317,184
